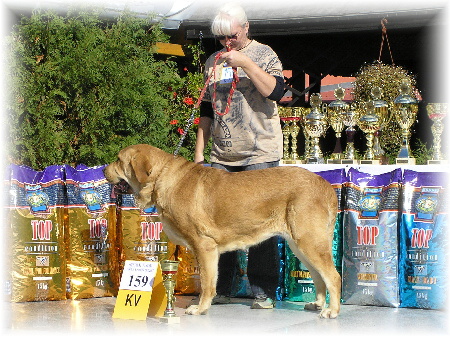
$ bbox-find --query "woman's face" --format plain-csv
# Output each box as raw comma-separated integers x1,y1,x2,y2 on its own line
217,20,249,50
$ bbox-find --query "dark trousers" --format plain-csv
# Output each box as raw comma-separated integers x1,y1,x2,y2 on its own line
211,161,280,300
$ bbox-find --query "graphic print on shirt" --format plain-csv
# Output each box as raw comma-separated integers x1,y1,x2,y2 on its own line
205,40,283,165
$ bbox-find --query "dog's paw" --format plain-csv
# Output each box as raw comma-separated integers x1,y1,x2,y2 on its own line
185,305,207,315
319,308,339,319
304,302,322,311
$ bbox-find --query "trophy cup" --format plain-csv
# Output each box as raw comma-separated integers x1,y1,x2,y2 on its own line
393,80,418,165
281,121,291,162
280,107,303,164
299,107,311,160
369,87,390,160
327,87,348,164
359,101,381,164
305,93,326,164
427,103,448,165
290,107,303,163
341,102,360,164
160,260,180,323
279,106,291,161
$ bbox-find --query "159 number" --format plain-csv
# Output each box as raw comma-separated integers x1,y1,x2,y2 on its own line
128,275,149,289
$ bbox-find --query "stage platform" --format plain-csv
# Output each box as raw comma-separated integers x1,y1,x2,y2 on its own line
3,295,448,336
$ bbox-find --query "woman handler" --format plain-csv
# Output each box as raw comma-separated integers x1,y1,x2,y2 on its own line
194,3,285,309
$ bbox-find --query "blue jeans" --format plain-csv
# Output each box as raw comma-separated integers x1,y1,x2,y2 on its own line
211,161,280,300
211,161,279,172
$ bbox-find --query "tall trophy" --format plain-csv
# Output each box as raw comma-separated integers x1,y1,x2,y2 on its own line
299,107,312,160
280,106,292,162
341,102,360,164
427,103,448,165
327,87,348,164
160,260,180,323
305,93,326,164
280,107,303,164
369,87,390,160
359,100,381,164
393,80,418,165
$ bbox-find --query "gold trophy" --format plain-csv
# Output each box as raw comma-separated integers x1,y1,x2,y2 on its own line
393,80,418,165
290,107,303,163
280,107,303,164
369,87,390,160
281,119,292,162
341,102,360,164
160,260,180,323
279,106,292,161
299,107,312,161
359,100,381,164
327,87,348,163
427,103,448,165
305,93,326,164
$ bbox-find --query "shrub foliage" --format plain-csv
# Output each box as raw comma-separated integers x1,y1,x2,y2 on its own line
7,9,203,170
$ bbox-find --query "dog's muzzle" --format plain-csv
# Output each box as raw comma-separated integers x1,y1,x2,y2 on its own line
110,180,133,198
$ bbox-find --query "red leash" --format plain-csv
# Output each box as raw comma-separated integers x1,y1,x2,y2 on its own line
194,43,239,116
174,44,238,155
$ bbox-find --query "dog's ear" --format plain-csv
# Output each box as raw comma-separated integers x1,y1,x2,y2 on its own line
131,154,152,184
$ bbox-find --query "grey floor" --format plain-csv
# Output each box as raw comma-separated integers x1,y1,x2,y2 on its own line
2,295,449,337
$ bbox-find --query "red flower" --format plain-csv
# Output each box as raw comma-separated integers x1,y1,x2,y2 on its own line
194,117,200,125
177,128,185,135
183,97,194,105
170,120,178,125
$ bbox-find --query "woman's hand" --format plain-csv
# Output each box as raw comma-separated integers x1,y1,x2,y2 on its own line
220,50,276,98
220,50,251,68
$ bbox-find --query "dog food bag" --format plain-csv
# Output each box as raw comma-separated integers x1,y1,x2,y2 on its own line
8,164,67,302
285,168,345,302
172,244,201,295
276,238,286,300
117,194,173,274
4,166,13,301
65,165,118,299
399,169,448,309
117,194,197,295
342,168,401,307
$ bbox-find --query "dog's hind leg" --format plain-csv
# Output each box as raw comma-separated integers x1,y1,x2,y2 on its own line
286,242,326,310
287,239,341,319
301,259,327,312
185,236,219,315
310,256,341,319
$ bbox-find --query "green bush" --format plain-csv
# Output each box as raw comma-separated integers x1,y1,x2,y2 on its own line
6,9,203,170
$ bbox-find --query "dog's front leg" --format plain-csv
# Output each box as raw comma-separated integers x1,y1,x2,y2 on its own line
185,237,219,315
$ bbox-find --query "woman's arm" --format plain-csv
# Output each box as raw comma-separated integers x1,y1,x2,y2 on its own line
194,116,212,164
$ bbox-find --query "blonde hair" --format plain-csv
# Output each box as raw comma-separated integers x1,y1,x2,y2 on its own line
211,3,248,36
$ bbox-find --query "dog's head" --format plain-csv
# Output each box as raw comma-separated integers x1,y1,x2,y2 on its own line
104,144,169,208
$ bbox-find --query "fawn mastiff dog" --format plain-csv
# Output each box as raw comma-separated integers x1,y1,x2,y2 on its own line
104,144,341,318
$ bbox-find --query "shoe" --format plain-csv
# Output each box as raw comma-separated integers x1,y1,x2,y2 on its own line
212,295,231,304
251,297,274,309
